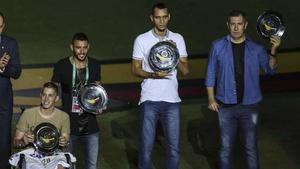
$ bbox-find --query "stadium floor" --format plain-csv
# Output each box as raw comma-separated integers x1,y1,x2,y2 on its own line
12,92,300,169
9,51,300,168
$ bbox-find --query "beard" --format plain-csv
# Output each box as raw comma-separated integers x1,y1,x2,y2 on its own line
74,53,87,62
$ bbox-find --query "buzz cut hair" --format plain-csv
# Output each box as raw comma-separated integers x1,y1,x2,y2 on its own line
227,9,247,22
71,32,89,44
42,82,59,95
151,2,169,15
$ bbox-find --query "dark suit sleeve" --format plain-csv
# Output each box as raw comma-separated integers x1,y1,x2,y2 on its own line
0,40,21,79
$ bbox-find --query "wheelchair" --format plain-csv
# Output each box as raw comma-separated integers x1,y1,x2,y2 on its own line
9,147,76,169
10,108,76,168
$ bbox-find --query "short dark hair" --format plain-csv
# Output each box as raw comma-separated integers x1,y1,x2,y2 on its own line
0,11,5,23
151,2,169,15
42,82,58,95
71,32,89,44
227,10,247,22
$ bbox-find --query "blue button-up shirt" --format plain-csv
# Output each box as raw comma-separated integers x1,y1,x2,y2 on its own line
205,35,276,105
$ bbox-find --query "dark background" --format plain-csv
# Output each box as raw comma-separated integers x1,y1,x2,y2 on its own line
1,0,299,64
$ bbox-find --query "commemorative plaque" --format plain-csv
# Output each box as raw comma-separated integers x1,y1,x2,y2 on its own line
33,122,60,155
78,83,108,114
257,10,285,38
148,41,179,72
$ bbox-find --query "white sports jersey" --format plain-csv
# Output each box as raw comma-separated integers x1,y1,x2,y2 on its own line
9,148,76,169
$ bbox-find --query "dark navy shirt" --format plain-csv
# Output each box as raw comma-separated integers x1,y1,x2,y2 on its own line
232,41,245,104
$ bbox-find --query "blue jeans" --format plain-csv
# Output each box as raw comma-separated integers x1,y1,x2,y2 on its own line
218,104,259,169
70,132,99,169
138,101,180,169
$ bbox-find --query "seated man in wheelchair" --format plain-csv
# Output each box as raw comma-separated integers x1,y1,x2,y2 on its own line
10,82,76,169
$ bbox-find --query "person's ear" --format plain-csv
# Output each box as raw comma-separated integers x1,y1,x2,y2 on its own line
55,95,59,102
70,44,73,51
150,14,154,22
245,21,248,29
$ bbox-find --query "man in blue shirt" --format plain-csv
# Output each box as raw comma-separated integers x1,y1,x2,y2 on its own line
205,10,281,169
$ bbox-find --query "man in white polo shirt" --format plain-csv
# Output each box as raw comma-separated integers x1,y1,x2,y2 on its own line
132,3,189,169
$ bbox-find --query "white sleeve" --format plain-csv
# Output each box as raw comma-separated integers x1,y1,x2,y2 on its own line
176,34,188,57
132,36,144,60
9,153,20,166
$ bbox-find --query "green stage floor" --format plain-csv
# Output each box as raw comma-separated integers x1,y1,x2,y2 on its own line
12,91,300,169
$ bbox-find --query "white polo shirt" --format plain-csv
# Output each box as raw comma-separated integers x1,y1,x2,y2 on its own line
132,29,188,104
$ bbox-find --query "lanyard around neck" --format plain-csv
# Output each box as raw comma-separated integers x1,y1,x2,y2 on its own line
72,59,89,88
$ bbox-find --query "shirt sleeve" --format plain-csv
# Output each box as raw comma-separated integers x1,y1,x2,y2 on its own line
51,62,62,83
0,39,22,79
89,59,101,82
132,36,144,60
258,46,276,75
96,60,101,82
16,110,29,133
205,43,218,87
8,152,21,166
61,114,70,135
176,34,188,57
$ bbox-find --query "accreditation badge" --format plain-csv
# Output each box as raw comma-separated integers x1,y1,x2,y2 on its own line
71,93,83,113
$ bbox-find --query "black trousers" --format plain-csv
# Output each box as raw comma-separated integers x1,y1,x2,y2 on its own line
0,88,13,169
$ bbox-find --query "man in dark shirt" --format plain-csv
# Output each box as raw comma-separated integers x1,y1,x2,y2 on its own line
52,32,101,169
205,10,281,169
0,11,22,169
